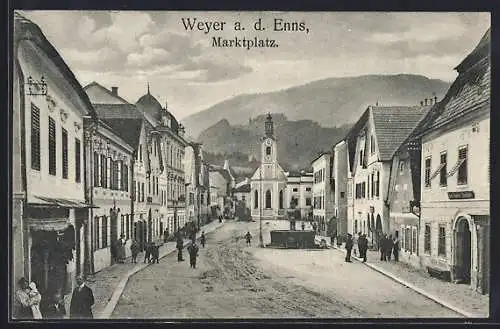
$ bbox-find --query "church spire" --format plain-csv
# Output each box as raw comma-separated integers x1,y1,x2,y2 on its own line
147,82,150,95
265,113,274,137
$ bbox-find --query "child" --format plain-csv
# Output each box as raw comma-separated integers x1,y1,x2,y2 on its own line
28,282,43,319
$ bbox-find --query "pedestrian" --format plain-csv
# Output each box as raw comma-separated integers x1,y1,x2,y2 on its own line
15,278,38,319
245,231,252,246
386,234,394,261
150,242,160,264
28,282,43,319
163,229,169,243
345,233,353,262
130,240,139,263
379,234,387,261
358,234,368,262
176,235,184,262
70,276,94,319
353,232,360,257
200,231,206,248
188,241,200,269
144,242,151,263
119,234,127,263
41,289,66,319
393,233,400,262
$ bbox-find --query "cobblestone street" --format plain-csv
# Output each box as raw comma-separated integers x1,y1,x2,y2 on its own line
111,220,462,318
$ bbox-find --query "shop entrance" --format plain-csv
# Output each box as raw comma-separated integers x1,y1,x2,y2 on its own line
455,217,472,284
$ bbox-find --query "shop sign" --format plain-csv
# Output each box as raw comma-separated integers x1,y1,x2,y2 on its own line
448,191,475,200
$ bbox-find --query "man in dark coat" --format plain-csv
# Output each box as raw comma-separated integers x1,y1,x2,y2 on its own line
144,242,151,263
393,233,400,262
70,277,94,319
386,234,394,261
245,231,252,246
380,234,387,261
200,232,206,248
130,240,139,264
150,242,160,264
188,241,200,268
345,233,353,262
176,235,184,262
358,234,368,262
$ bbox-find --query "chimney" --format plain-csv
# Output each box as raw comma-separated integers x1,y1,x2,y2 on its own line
111,86,118,96
424,98,428,106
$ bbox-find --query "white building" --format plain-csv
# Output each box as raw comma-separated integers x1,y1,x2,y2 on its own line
333,141,350,239
250,114,287,220
311,152,334,236
418,29,490,294
13,13,97,310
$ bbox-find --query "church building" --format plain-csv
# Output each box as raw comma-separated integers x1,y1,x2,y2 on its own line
250,114,287,220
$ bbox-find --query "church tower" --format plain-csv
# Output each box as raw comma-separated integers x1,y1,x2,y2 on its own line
250,113,287,220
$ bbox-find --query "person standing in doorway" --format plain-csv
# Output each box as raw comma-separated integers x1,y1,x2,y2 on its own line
176,235,185,262
130,240,139,263
345,233,353,262
70,277,94,319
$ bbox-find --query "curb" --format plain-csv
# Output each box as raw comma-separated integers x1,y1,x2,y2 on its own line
331,245,479,318
97,222,225,319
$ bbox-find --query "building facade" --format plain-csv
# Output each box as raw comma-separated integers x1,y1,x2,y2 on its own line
13,14,97,316
311,152,334,236
251,114,287,220
333,141,349,238
418,30,490,294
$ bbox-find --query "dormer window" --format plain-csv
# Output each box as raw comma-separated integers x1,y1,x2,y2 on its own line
162,115,171,128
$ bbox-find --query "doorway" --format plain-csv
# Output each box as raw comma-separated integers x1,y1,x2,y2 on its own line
110,211,118,264
455,217,472,284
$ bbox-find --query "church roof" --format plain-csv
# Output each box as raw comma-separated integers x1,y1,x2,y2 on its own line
136,84,162,121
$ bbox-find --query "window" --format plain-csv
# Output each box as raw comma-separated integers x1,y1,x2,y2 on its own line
242,195,246,201
75,138,81,182
375,172,380,197
405,227,410,250
370,135,375,154
148,176,151,194
306,187,311,192
117,161,122,190
340,192,345,198
371,173,374,197
93,216,100,249
424,224,431,253
156,177,159,195
293,188,298,192
100,155,106,188
458,146,468,185
424,157,431,188
123,164,128,191
359,150,363,167
254,190,258,209
354,220,358,233
102,216,108,248
438,225,446,256
93,152,99,187
31,104,41,170
48,116,56,175
265,190,271,209
141,183,145,202
266,146,271,155
399,160,405,174
62,128,68,179
439,152,447,187
412,227,417,254
361,182,366,198
306,197,311,206
279,190,284,209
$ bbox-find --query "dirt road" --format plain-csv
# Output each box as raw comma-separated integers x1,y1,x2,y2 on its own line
111,220,461,319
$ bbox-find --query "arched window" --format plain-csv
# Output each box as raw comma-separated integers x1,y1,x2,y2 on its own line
279,190,284,209
254,190,258,209
265,190,272,209
266,147,271,155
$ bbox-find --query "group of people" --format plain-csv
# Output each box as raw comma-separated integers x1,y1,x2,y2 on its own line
16,276,94,319
142,242,161,264
176,231,206,269
112,234,127,263
343,232,400,263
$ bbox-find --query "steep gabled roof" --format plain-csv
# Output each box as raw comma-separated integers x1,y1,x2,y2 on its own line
233,183,251,193
14,13,96,119
84,81,130,104
417,29,490,136
371,106,432,161
92,103,143,120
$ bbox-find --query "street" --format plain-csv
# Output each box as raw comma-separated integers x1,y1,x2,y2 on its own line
111,220,462,319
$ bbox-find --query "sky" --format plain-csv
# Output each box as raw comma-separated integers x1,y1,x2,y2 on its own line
19,11,490,120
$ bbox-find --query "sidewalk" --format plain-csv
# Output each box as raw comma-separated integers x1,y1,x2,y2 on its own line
332,244,489,318
64,220,225,319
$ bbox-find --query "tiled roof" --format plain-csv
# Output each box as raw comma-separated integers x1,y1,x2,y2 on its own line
92,103,143,120
209,167,232,183
233,184,251,193
102,118,143,150
84,81,131,104
371,106,432,161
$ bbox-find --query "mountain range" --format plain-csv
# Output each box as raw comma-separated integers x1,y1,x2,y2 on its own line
183,74,450,170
